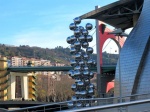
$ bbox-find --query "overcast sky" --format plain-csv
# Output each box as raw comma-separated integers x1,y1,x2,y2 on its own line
0,0,132,54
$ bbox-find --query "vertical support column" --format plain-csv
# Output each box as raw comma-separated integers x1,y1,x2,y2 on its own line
21,76,28,100
10,75,16,99
95,6,101,97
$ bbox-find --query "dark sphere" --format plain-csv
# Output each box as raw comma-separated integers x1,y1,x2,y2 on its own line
69,23,76,30
70,47,76,54
86,47,93,54
70,35,77,44
82,29,88,36
71,84,77,91
74,17,81,25
70,60,77,66
86,35,93,42
79,35,85,42
75,53,82,60
66,36,71,44
89,71,94,79
86,23,93,30
82,42,89,48
87,59,93,65
70,44,75,48
67,102,74,107
83,53,89,60
74,41,81,49
79,60,84,66
79,26,84,31
74,65,82,71
74,28,81,36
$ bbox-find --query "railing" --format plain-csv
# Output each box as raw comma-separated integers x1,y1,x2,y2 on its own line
7,93,150,112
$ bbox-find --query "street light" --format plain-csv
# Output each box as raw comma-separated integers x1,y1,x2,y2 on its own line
109,28,128,104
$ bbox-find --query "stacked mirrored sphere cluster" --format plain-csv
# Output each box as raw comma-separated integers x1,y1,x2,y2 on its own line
67,17,96,108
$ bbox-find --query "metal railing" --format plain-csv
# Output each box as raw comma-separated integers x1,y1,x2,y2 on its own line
7,93,150,112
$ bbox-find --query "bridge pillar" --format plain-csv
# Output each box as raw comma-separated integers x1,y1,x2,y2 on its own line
10,75,16,99
21,75,28,100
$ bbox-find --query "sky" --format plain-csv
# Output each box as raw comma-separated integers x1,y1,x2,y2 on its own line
0,0,132,54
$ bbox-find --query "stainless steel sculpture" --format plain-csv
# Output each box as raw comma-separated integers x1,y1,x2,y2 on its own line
67,17,95,107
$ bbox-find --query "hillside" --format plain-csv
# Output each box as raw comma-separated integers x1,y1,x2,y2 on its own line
0,44,118,65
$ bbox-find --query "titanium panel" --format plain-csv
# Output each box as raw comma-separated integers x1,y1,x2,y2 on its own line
115,0,150,97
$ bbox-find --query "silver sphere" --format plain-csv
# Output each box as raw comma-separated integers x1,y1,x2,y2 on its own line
74,17,81,25
67,102,74,107
86,23,93,30
75,53,82,60
87,59,93,65
70,35,77,43
70,47,76,54
85,79,90,84
80,90,87,95
68,70,73,76
72,96,77,101
70,44,75,48
69,23,76,30
76,103,82,107
82,42,89,48
86,35,93,42
88,88,94,95
66,36,71,44
79,26,84,31
74,28,81,36
71,84,77,91
70,70,75,78
86,47,93,54
79,60,84,66
83,70,90,76
70,60,77,66
74,41,81,49
79,35,85,42
89,71,94,79
75,79,81,83
89,83,95,89
83,54,89,60
77,81,84,87
82,29,88,36
83,66,89,71
75,90,80,95
74,65,82,71
74,70,82,77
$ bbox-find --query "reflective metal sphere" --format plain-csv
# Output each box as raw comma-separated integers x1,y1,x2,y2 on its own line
76,103,82,107
70,70,75,78
86,35,93,42
83,54,89,60
79,35,85,42
83,70,90,76
70,35,77,43
74,65,82,71
72,96,77,101
70,47,76,54
74,17,81,25
74,41,81,49
74,28,81,36
68,70,73,76
84,79,90,84
86,47,93,54
67,102,74,107
88,88,94,94
75,79,81,83
79,26,84,31
80,90,87,95
66,36,71,44
69,23,76,30
92,60,96,66
77,81,84,86
74,70,82,77
89,71,94,79
89,83,95,89
75,53,82,60
79,60,84,66
87,59,93,65
82,29,88,36
70,44,75,48
75,90,80,95
86,23,93,30
71,84,77,91
70,60,77,66
83,66,89,71
82,42,89,48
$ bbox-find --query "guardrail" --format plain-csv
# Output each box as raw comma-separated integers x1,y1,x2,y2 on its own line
7,93,150,112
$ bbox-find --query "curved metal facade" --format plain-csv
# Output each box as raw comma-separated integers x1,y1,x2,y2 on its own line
115,0,150,96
